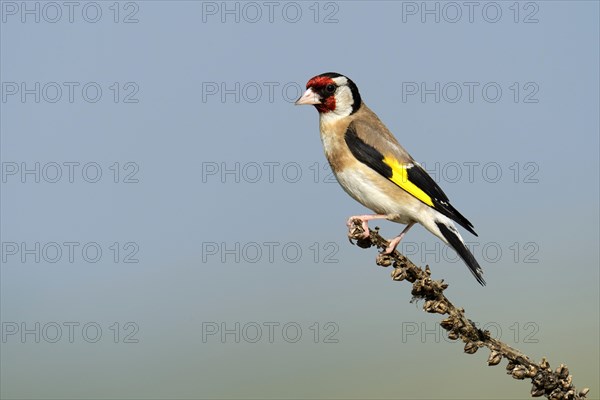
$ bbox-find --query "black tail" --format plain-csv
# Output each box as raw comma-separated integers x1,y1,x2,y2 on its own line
436,222,486,286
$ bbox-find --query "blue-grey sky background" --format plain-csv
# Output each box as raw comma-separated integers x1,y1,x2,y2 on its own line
1,1,599,399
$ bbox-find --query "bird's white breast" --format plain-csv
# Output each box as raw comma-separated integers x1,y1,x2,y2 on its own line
334,168,423,225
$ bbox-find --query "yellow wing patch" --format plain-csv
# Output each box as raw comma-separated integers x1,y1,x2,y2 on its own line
383,156,434,207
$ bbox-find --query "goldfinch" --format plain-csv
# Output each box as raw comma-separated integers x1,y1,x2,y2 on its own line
295,72,486,285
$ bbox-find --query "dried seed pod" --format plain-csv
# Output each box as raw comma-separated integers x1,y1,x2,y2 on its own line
376,253,392,267
405,272,417,283
579,388,590,397
543,374,558,391
464,341,478,354
565,389,575,399
540,357,550,370
533,372,545,387
421,284,434,296
422,300,444,314
447,330,459,340
434,301,448,314
562,375,572,388
440,317,454,331
548,388,563,400
391,268,405,281
512,366,528,380
411,284,422,296
424,300,435,313
392,268,406,279
506,362,516,371
531,386,545,397
556,364,569,379
528,365,539,378
487,351,502,366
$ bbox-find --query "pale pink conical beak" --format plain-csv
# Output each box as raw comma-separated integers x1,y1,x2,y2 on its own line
295,88,321,105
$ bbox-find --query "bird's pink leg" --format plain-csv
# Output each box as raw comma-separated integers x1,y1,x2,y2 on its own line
384,222,415,254
346,214,388,239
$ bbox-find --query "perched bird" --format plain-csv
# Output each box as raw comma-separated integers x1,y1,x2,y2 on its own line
295,72,486,285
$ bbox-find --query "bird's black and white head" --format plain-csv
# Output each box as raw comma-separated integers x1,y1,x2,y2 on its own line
295,72,362,121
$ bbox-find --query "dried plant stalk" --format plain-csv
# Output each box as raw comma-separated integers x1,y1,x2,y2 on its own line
348,219,589,400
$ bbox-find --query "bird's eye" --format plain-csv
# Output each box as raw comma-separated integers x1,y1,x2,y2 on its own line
326,84,336,93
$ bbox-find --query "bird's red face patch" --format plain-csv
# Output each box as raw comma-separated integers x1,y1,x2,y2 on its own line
306,76,334,89
306,76,337,113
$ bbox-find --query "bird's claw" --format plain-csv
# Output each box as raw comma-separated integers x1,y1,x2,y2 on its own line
347,218,372,248
346,217,370,239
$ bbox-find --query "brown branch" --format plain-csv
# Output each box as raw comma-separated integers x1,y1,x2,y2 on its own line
348,219,590,400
